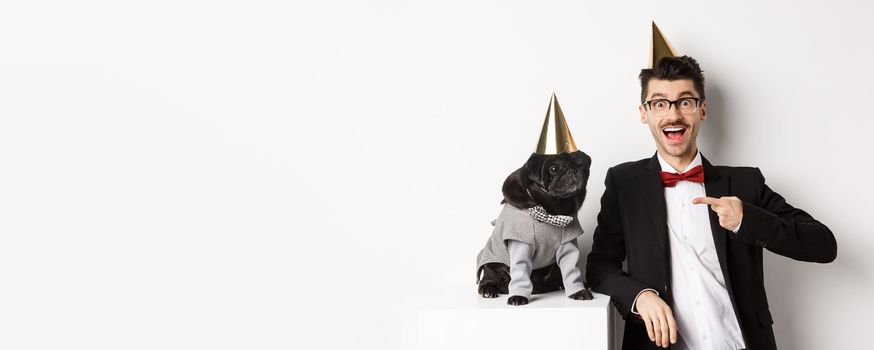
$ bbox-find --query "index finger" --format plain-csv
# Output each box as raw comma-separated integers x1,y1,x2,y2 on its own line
692,197,720,206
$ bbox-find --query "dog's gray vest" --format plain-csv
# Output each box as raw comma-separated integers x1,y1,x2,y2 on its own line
476,203,584,282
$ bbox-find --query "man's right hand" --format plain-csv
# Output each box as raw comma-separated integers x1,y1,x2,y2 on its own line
635,290,678,348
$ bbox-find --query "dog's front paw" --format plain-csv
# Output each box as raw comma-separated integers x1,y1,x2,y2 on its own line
569,289,594,301
507,295,529,306
478,284,500,298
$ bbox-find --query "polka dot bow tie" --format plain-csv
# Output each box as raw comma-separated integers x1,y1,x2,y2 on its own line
528,205,574,227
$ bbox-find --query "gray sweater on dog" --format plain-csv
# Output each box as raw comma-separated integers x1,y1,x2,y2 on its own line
476,203,586,298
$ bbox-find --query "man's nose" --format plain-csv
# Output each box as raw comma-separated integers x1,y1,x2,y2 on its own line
665,105,685,121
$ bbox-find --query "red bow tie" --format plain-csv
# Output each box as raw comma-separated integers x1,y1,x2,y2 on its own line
661,165,704,187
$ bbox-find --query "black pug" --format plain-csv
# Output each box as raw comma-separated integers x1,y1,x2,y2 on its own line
475,150,594,305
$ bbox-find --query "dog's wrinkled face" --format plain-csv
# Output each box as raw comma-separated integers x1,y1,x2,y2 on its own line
526,151,591,198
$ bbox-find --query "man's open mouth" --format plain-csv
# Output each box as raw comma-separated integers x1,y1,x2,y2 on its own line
662,126,687,142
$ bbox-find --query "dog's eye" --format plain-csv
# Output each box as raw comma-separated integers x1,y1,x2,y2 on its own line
549,165,560,174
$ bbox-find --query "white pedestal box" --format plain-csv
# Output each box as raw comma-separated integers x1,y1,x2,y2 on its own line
417,284,615,350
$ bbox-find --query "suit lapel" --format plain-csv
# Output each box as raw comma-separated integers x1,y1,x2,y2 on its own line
701,155,747,343
640,153,670,293
701,155,733,293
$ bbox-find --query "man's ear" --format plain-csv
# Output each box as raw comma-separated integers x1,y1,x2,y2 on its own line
699,100,708,121
639,104,648,124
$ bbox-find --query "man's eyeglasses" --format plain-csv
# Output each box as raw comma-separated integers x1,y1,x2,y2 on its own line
643,97,702,117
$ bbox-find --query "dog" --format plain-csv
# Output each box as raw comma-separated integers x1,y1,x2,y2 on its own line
476,150,594,305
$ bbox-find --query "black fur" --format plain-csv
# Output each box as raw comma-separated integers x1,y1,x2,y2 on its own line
479,150,594,304
569,289,594,300
477,262,564,298
507,295,529,306
500,151,591,216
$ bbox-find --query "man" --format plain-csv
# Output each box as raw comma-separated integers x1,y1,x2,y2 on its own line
584,30,837,349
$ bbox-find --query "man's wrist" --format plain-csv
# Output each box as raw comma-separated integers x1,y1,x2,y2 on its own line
631,288,659,314
731,219,742,233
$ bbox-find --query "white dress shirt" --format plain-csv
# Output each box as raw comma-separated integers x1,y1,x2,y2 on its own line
635,152,746,350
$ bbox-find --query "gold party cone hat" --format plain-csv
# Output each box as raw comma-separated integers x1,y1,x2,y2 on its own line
649,21,678,68
534,92,578,154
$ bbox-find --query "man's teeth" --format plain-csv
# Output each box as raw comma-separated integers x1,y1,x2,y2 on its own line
663,127,685,132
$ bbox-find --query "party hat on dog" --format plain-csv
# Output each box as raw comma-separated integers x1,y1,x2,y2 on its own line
535,93,578,155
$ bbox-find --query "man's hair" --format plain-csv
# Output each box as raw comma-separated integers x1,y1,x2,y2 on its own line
639,55,705,103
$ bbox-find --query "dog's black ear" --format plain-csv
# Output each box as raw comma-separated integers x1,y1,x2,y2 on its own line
501,166,537,209
525,153,547,187
569,150,592,169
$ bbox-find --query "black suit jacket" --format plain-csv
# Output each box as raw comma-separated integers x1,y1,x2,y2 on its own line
585,153,836,350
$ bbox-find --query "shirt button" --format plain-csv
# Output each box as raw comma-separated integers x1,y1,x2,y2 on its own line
695,300,701,306
703,334,708,340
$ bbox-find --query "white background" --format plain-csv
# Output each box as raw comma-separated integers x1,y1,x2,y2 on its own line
1,1,872,349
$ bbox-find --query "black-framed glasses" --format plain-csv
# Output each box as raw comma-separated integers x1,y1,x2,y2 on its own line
643,97,701,117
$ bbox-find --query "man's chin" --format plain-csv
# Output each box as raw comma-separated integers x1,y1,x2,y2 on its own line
661,143,693,158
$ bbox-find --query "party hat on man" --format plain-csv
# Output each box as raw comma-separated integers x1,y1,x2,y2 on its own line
648,21,678,68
